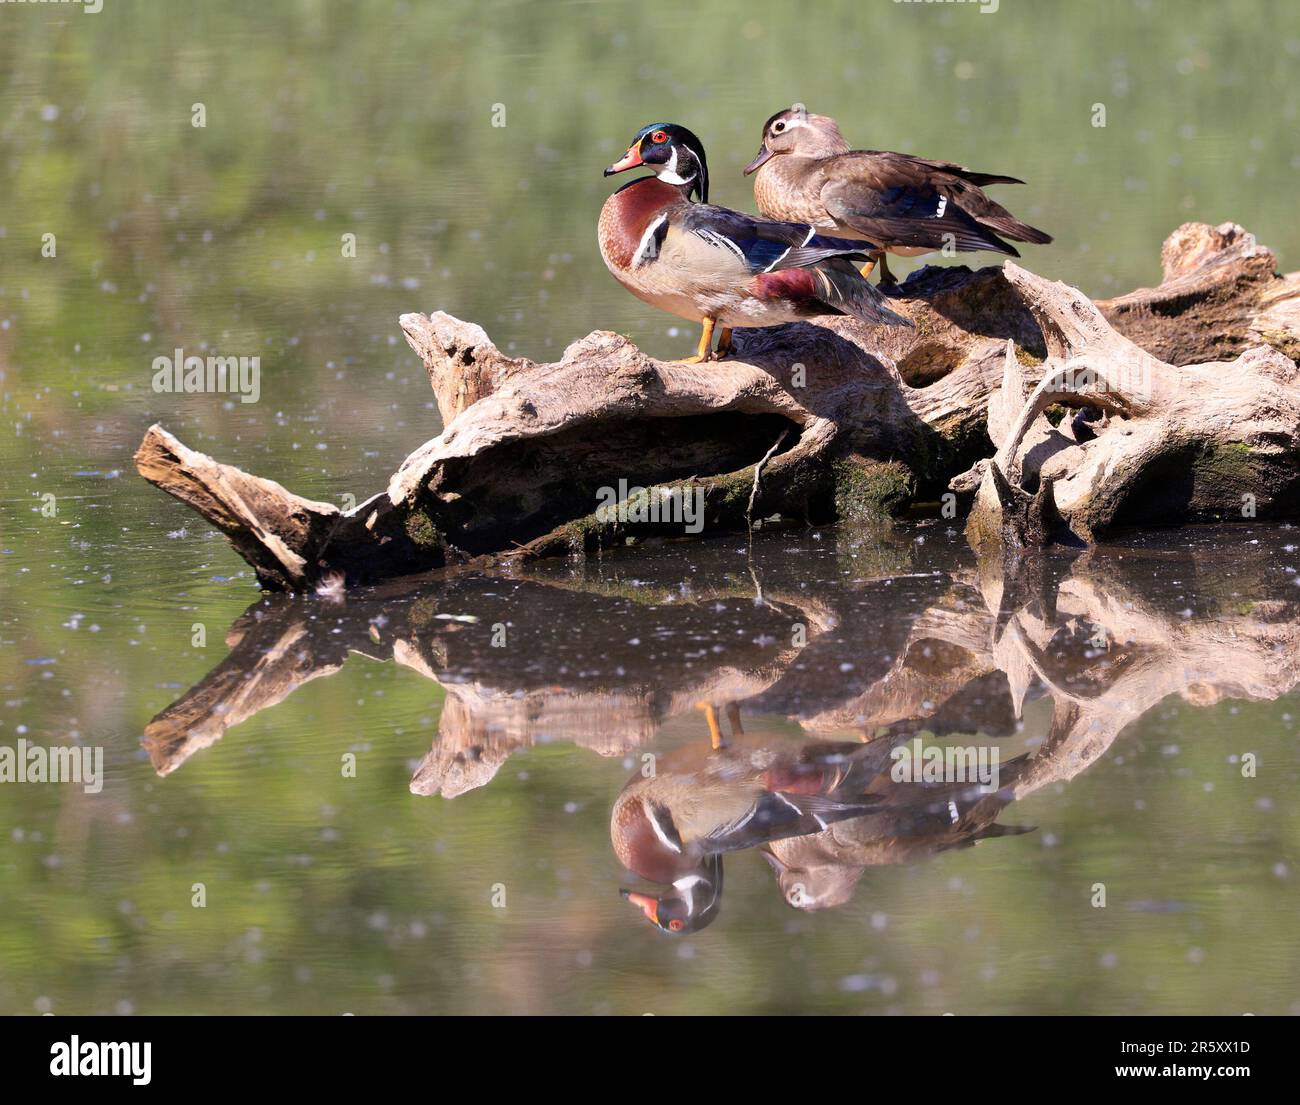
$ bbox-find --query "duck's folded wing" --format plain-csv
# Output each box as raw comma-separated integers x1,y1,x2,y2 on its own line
862,149,1026,188
677,205,872,275
702,791,879,853
860,153,1052,245
820,156,1019,255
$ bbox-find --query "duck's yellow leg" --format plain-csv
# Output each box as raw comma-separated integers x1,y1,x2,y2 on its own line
859,253,879,279
725,702,744,737
876,253,897,286
697,702,725,750
678,318,715,364
715,327,734,358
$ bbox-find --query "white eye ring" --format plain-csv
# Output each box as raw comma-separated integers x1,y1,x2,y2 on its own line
774,121,786,133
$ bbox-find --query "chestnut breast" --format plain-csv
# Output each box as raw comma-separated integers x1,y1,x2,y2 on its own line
598,177,688,272
611,793,693,884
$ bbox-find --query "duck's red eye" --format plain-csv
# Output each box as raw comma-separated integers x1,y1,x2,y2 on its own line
668,919,684,932
651,130,668,144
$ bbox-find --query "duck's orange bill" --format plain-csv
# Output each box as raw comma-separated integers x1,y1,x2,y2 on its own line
604,145,644,176
620,890,659,923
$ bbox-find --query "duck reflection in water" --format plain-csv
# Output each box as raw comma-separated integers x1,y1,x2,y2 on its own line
613,720,1033,932
613,734,885,933
761,770,1034,912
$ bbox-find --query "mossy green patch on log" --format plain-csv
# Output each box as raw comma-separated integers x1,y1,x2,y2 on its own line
1014,344,1044,368
1108,440,1300,530
703,469,757,522
832,457,916,522
534,509,612,557
1187,441,1265,517
1256,328,1300,364
404,507,443,548
515,478,714,561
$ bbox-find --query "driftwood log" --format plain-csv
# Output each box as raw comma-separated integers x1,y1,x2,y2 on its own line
958,261,1300,551
134,222,1300,590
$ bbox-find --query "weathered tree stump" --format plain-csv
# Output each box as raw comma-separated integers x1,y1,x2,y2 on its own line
957,261,1300,551
134,222,1300,590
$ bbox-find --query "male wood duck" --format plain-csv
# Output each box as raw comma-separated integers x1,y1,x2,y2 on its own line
599,122,908,363
612,737,879,933
744,108,1052,284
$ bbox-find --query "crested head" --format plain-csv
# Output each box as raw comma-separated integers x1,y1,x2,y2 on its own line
767,855,863,911
745,106,850,174
604,121,709,202
620,856,723,935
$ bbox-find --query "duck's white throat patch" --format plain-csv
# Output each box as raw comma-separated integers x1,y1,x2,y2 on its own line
656,146,695,187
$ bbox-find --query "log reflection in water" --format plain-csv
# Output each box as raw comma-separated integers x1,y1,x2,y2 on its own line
142,529,1300,927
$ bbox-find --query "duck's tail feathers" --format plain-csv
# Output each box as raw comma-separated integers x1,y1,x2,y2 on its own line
980,822,1037,839
951,184,1054,246
814,258,912,327
979,215,1053,245
962,170,1026,187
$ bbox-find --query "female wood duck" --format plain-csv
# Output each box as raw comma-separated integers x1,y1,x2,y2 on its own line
600,122,908,363
762,782,1033,912
744,108,1052,285
612,737,879,933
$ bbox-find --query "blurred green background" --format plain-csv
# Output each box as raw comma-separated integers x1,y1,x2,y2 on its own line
1,0,1298,1015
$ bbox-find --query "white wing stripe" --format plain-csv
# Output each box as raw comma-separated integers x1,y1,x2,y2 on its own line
764,225,817,272
764,247,791,273
647,804,682,852
694,228,746,262
633,214,667,268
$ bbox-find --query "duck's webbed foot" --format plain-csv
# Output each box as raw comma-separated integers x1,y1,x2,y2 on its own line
676,318,716,364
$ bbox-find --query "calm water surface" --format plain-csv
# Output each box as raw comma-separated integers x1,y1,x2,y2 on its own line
1,1,1299,1015
3,518,1298,1014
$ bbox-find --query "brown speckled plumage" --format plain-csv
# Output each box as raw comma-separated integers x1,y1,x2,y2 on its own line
747,109,1052,259
753,157,835,229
